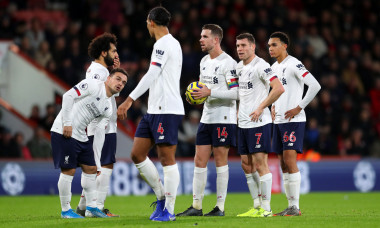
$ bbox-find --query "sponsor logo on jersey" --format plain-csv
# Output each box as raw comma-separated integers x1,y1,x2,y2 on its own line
86,102,101,118
255,144,261,148
288,143,293,146
202,67,206,70
159,135,165,140
215,66,219,73
238,81,252,89
296,64,305,70
213,76,218,84
264,68,273,74
156,49,165,55
93,74,100,79
220,138,226,142
281,78,287,85
230,69,236,76
96,97,100,101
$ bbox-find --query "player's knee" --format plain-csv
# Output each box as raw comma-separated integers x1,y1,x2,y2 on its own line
83,166,97,174
194,155,207,168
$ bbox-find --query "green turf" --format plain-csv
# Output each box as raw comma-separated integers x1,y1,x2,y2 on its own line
0,192,379,227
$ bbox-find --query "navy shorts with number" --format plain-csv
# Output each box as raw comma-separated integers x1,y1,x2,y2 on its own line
135,114,184,145
196,123,237,147
51,132,96,169
88,133,116,166
238,123,272,155
272,122,306,154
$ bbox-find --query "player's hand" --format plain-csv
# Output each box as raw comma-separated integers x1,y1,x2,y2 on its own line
285,106,302,121
63,126,72,138
117,97,133,120
97,171,101,176
113,57,120,69
249,108,264,122
191,84,210,99
271,105,276,121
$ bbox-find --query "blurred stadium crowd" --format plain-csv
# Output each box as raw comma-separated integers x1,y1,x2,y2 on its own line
0,0,380,158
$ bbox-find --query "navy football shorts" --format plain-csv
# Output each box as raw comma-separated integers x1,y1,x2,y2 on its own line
135,114,184,145
196,123,237,147
51,132,95,169
238,123,272,155
272,122,306,154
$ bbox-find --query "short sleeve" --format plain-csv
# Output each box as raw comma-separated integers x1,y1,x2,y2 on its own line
225,59,238,89
291,60,310,80
151,41,169,68
259,63,278,85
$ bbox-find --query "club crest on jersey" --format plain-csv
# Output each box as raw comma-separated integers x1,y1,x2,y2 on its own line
80,83,88,90
64,156,69,164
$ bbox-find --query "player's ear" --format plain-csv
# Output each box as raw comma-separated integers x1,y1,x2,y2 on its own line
101,50,107,58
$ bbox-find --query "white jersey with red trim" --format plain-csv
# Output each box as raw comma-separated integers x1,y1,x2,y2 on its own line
200,52,238,124
271,55,309,124
237,56,277,128
147,34,184,115
51,79,112,142
85,61,117,135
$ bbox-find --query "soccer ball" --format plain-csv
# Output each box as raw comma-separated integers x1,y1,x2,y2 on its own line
185,81,208,105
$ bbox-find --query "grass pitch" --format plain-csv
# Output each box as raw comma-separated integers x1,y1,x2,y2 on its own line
0,192,379,227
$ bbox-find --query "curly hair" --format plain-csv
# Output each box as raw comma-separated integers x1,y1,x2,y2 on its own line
88,33,117,59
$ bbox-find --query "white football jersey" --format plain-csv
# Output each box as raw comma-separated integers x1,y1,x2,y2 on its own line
200,52,238,124
271,55,309,124
51,79,112,142
237,56,278,128
146,34,184,115
85,61,117,135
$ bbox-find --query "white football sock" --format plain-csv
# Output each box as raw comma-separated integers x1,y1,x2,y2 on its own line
215,165,229,212
252,171,261,208
58,173,73,211
163,164,179,215
81,172,97,208
245,173,260,208
135,157,165,200
192,167,207,210
96,167,113,210
283,172,290,207
288,172,301,209
260,173,272,212
77,190,86,210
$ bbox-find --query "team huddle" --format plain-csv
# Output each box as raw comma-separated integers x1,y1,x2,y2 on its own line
51,6,321,221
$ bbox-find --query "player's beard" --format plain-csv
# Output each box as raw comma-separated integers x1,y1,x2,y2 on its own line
104,53,114,67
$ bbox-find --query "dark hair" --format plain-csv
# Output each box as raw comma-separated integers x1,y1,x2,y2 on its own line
270,32,290,46
88,33,117,59
202,24,223,43
110,68,128,78
236,33,255,44
148,7,171,26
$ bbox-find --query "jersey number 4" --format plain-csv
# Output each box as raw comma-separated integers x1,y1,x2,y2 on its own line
157,123,164,135
283,131,296,142
217,127,228,138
